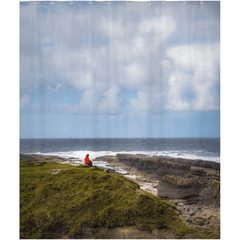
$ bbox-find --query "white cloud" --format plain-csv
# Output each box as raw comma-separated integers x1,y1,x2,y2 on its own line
20,94,30,109
20,2,220,116
69,85,123,115
99,17,126,41
100,85,123,113
130,90,149,111
55,83,63,91
121,62,148,88
165,43,220,111
166,43,220,73
191,62,220,111
140,16,177,46
130,89,164,113
129,43,220,113
165,71,193,111
47,83,64,92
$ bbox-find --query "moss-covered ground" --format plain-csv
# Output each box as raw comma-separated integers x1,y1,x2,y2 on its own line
20,161,219,239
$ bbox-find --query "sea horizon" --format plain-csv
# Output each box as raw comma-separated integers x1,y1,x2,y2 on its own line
20,138,220,163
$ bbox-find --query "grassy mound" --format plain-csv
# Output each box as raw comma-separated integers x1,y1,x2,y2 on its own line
20,161,219,239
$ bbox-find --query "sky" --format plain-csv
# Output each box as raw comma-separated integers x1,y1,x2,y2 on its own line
20,1,220,138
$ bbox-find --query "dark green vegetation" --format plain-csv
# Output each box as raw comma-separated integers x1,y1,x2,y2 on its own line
20,161,219,239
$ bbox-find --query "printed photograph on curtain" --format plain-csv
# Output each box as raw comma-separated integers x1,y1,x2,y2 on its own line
20,1,220,239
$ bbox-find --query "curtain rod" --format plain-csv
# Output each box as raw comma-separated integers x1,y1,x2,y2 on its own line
20,0,219,2
29,1,205,4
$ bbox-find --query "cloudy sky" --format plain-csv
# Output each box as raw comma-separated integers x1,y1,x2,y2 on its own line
20,1,220,138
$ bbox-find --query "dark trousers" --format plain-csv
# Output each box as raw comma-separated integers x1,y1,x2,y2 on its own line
86,161,92,167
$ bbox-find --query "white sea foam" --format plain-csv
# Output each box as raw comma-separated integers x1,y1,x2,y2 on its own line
115,169,128,174
33,150,219,182
35,150,219,163
31,154,215,183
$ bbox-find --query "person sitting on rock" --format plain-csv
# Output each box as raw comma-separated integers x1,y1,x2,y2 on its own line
85,154,92,167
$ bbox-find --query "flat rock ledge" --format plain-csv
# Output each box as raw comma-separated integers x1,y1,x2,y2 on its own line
95,154,220,234
20,154,71,164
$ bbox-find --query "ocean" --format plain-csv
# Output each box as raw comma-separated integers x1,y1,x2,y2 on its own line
20,138,220,164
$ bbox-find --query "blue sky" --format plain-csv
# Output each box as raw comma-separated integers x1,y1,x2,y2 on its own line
20,1,220,138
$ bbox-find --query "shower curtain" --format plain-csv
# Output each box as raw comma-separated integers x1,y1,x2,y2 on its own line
20,1,220,238
20,1,220,140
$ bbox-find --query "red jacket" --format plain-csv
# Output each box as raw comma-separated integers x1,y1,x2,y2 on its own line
85,156,90,164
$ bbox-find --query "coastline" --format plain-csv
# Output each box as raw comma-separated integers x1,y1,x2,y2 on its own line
96,154,220,234
20,153,220,235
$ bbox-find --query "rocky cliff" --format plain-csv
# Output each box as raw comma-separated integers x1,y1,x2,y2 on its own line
111,154,220,234
115,154,220,208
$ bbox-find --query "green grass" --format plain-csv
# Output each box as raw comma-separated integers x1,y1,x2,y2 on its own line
20,161,219,239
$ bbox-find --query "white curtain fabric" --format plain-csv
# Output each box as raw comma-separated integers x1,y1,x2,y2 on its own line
20,1,220,139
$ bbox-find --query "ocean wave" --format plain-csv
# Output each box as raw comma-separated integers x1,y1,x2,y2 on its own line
33,150,220,163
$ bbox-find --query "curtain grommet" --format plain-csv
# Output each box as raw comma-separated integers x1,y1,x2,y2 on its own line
148,1,150,5
51,1,53,4
33,1,36,4
127,1,130,4
201,1,204,4
89,1,92,4
108,1,111,4
70,1,73,4
163,1,165,4
183,1,185,4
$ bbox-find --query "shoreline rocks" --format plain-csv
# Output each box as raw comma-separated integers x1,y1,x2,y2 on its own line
20,154,69,163
95,154,220,234
113,154,220,206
